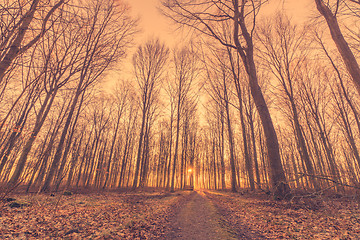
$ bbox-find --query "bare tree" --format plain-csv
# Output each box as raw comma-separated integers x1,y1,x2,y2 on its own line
0,0,66,86
314,0,360,94
102,82,130,189
203,50,238,192
162,0,290,198
117,93,138,188
132,39,169,189
40,0,137,192
298,62,343,191
7,7,85,186
168,47,198,192
257,13,319,190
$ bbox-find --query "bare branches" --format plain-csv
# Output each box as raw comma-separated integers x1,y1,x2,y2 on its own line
0,0,138,189
132,39,169,189
314,0,360,94
0,0,66,85
297,172,360,190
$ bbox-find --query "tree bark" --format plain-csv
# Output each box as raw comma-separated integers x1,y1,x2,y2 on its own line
314,0,360,94
233,1,290,198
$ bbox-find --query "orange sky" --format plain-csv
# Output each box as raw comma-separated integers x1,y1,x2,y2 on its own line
126,0,315,46
126,0,178,46
111,0,316,87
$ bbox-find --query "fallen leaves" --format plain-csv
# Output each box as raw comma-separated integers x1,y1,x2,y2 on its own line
206,191,360,239
0,190,186,239
3,189,354,239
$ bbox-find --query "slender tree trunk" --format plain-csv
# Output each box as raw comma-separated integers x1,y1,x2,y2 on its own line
224,96,237,192
103,114,121,189
41,86,83,192
8,89,58,186
54,91,86,191
66,135,82,188
119,137,130,188
219,109,226,189
25,129,52,192
291,101,319,190
249,112,261,189
166,118,173,189
170,109,181,192
0,93,36,174
132,110,146,189
140,129,150,187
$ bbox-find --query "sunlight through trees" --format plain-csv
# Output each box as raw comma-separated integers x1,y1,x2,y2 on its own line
1,0,360,202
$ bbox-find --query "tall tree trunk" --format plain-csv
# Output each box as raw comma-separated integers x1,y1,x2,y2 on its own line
233,1,290,198
291,101,319,190
166,117,173,189
103,114,122,189
132,110,146,189
219,109,226,189
314,0,360,94
54,91,85,191
66,135,83,188
170,108,181,192
8,89,58,186
41,87,82,192
248,111,261,189
224,96,237,192
244,54,289,197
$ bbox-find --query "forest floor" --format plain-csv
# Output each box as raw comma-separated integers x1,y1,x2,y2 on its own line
0,189,188,239
205,190,360,239
1,189,360,239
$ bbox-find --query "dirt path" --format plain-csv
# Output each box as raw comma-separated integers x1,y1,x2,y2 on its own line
166,191,238,240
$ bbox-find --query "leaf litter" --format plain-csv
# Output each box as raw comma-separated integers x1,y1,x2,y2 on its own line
205,191,360,239
2,189,358,239
0,190,190,239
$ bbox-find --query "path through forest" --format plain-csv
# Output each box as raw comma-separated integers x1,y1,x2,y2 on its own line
166,191,238,240
2,190,359,238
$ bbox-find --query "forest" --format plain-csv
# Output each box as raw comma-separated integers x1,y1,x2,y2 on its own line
1,0,360,239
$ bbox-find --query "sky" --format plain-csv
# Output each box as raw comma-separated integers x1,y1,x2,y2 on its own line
126,0,179,46
125,0,315,46
110,0,316,89
110,0,314,76
112,0,318,123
